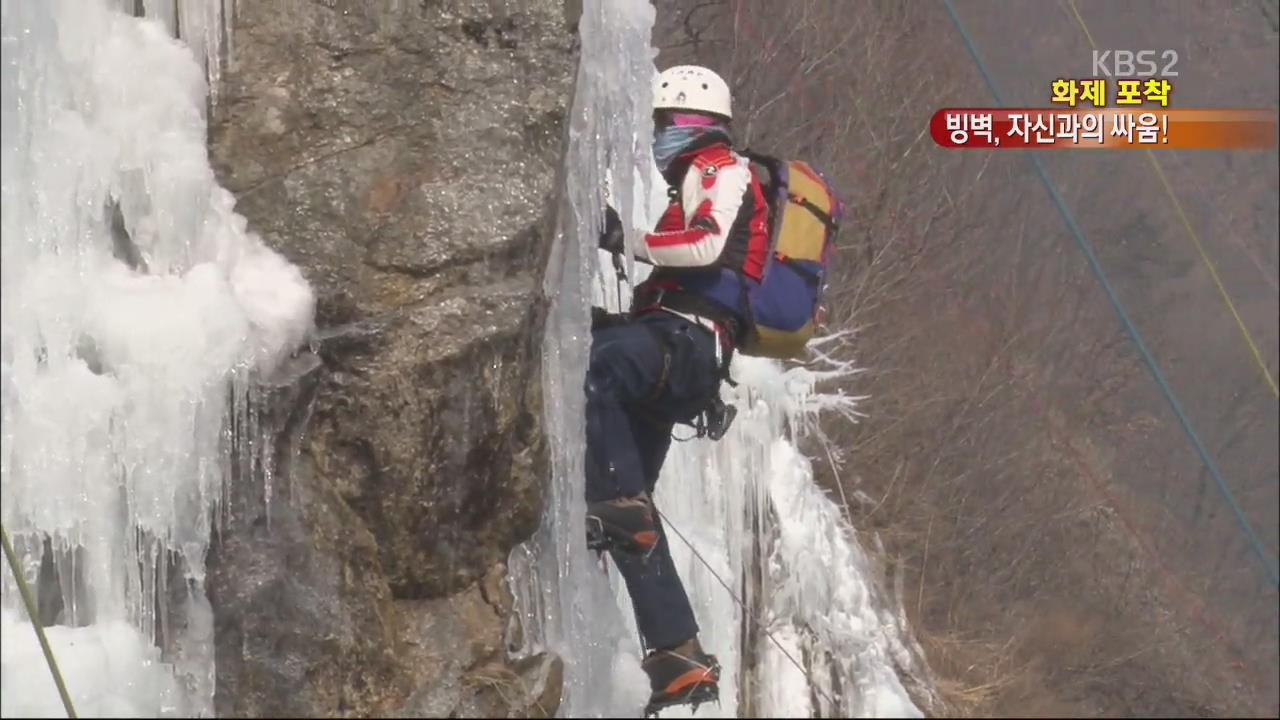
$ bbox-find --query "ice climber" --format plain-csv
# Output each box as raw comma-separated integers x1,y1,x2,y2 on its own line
583,64,763,713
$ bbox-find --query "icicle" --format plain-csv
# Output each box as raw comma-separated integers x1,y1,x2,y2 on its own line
508,0,660,716
1,0,312,715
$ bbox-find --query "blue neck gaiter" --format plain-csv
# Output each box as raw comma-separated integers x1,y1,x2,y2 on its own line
653,126,723,171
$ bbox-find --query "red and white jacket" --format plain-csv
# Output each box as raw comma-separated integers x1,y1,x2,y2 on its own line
639,143,768,274
633,142,771,348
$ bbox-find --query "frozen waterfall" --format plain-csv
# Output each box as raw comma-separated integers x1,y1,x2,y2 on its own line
509,0,930,717
0,0,312,716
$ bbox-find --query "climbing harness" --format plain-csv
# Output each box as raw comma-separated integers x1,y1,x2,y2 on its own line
607,247,739,442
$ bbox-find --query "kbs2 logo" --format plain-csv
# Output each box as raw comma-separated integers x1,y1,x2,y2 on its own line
1091,50,1180,77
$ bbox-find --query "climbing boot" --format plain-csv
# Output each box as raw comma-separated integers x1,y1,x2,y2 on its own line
585,493,658,556
641,637,720,715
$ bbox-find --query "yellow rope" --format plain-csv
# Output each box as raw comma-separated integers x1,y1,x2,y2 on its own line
1065,0,1099,48
1065,0,1279,398
1,523,78,718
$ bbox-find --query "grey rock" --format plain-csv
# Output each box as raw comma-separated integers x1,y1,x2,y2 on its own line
389,581,563,719
207,0,576,715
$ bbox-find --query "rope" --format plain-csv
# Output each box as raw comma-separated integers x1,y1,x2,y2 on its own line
1064,0,1279,398
1,523,78,718
654,507,843,714
940,0,1279,588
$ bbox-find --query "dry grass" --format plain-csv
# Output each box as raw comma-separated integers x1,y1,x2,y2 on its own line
462,662,539,717
460,656,562,718
919,629,1029,714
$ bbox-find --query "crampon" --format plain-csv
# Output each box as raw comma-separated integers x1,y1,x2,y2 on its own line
641,640,720,717
642,681,718,717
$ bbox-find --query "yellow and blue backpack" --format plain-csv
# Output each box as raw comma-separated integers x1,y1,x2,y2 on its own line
737,151,844,359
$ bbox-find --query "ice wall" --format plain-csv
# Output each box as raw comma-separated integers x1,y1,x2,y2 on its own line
511,1,931,717
506,0,662,716
0,0,312,716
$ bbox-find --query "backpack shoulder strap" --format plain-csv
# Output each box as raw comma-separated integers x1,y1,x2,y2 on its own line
787,192,839,231
740,148,780,188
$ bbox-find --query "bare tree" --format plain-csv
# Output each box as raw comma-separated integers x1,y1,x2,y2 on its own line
651,0,1279,716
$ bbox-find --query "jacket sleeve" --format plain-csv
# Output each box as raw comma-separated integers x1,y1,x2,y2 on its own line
640,155,750,268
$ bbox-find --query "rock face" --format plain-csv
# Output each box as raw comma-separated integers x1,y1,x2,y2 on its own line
206,1,576,716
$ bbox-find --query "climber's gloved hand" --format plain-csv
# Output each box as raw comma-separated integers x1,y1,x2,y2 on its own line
591,306,630,332
598,205,624,254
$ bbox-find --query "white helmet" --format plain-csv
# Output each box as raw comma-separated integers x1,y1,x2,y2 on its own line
653,65,732,120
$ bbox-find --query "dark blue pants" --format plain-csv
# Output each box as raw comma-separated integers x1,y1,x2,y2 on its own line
584,310,723,651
